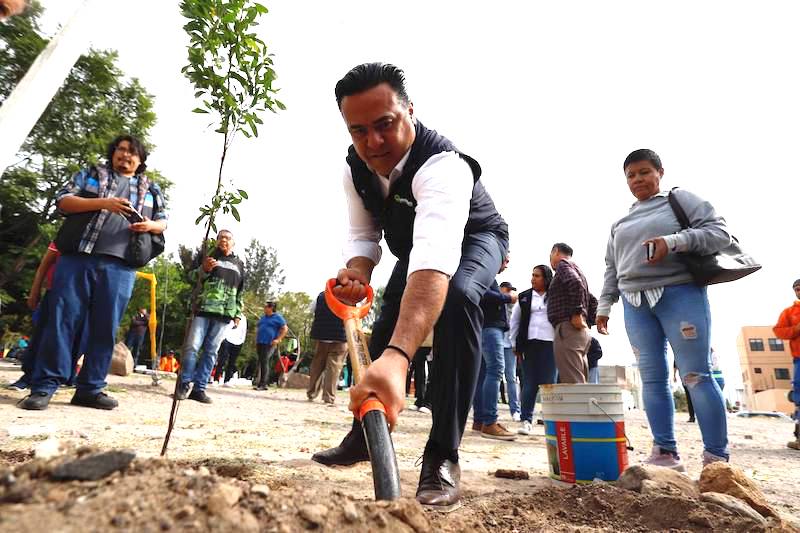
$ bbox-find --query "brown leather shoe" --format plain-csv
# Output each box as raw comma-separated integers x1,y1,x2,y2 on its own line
416,450,461,512
471,421,482,432
311,422,370,466
481,422,517,441
788,440,800,451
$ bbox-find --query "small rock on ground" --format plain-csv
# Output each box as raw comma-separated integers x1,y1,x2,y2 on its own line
342,501,359,523
250,484,270,497
299,503,328,526
206,483,242,515
617,464,699,499
50,450,136,481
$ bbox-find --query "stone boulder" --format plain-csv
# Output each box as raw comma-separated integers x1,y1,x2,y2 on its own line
109,342,134,376
281,372,310,389
700,492,766,524
617,464,699,499
699,462,777,518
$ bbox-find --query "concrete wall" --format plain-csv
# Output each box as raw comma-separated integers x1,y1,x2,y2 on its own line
753,388,794,415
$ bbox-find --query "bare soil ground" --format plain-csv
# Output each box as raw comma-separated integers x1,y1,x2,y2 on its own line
0,360,798,532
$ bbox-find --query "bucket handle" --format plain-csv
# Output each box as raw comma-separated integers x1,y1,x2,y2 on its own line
589,398,634,452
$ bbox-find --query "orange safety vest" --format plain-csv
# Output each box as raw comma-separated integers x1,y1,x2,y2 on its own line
159,356,179,373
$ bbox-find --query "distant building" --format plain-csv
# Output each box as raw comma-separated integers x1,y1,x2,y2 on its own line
598,364,642,410
736,325,794,414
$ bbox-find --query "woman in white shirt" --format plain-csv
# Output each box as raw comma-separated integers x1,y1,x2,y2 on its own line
509,265,555,435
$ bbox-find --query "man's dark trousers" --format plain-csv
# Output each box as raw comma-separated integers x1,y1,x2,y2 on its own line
216,340,243,382
363,231,505,459
126,330,146,365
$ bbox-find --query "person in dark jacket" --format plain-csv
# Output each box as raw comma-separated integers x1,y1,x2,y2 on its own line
588,337,603,384
125,308,149,366
311,62,509,511
176,229,245,404
472,255,517,440
307,291,348,405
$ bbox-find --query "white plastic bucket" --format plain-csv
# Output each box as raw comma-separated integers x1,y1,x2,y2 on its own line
541,383,629,483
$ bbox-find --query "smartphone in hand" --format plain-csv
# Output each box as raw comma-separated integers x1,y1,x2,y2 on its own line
125,209,144,224
644,241,656,261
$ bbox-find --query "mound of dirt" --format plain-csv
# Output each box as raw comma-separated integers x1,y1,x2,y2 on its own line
431,483,793,532
0,449,794,532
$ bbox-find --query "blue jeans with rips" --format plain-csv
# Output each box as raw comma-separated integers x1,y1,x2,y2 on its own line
623,283,728,458
474,327,505,425
180,315,229,392
503,347,520,416
31,254,135,395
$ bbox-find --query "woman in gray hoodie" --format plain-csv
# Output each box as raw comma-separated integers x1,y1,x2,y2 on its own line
596,149,731,472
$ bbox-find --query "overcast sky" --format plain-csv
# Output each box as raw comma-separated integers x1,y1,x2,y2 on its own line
37,0,800,395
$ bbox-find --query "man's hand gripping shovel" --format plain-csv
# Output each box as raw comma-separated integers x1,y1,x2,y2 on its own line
325,279,402,501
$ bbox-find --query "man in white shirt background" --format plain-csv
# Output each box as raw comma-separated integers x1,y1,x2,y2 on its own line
213,314,247,386
310,62,509,511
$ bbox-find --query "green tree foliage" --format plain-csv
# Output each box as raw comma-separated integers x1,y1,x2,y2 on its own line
277,291,313,354
364,286,385,331
0,1,165,334
179,0,283,236
243,238,284,299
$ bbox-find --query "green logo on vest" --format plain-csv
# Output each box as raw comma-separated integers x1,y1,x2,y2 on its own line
393,194,414,208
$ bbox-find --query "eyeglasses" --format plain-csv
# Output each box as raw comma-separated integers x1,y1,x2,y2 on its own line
114,145,139,156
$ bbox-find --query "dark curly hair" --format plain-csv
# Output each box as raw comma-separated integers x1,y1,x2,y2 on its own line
107,134,148,174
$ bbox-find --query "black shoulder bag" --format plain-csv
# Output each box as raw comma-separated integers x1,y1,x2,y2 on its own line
667,188,760,286
125,183,166,268
54,189,99,254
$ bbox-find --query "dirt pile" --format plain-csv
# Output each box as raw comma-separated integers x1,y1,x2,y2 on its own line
0,448,796,532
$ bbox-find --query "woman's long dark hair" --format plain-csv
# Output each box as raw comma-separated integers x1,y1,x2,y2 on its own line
535,264,554,293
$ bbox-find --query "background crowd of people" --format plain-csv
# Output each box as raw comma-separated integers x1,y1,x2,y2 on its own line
1,56,798,516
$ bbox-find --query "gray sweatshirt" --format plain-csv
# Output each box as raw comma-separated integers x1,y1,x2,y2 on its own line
597,189,732,317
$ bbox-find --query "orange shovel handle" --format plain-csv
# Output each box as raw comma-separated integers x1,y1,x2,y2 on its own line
358,396,386,421
324,278,374,321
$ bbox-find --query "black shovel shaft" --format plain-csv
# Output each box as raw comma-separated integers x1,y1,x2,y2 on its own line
362,410,401,500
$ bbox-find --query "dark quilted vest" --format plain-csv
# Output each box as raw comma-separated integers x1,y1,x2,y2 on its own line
309,292,346,342
516,288,534,349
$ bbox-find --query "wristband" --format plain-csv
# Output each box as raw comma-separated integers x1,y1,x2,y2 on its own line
386,344,412,364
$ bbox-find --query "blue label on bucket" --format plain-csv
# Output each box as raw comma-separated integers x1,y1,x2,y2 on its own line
545,420,628,483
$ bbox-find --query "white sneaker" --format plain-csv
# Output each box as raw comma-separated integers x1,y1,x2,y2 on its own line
518,421,533,435
408,405,420,411
511,412,521,422
644,445,687,472
419,406,432,414
222,382,232,388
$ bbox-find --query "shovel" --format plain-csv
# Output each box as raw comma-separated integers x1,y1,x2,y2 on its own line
324,278,402,501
